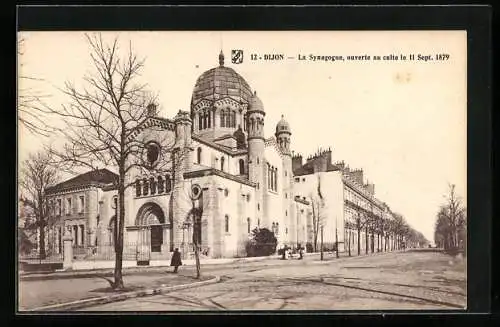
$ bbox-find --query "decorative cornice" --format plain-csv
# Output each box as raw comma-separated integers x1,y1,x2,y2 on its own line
46,183,101,196
193,134,248,157
184,168,256,187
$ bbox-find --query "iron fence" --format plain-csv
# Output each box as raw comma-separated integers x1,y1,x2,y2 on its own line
81,243,174,262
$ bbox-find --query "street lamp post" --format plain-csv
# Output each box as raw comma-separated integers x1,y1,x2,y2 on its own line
335,216,339,259
320,225,324,261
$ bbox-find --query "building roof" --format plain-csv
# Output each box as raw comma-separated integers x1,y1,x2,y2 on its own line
191,52,253,112
193,134,248,157
275,115,291,135
46,168,118,194
293,157,340,176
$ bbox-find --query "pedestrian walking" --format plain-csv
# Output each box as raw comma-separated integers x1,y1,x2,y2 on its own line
298,245,304,260
171,248,182,273
281,245,287,260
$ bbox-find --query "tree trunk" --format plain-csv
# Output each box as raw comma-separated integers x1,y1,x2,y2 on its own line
357,228,361,256
113,170,125,290
348,229,351,257
39,223,46,259
365,226,369,254
313,229,318,252
193,212,201,279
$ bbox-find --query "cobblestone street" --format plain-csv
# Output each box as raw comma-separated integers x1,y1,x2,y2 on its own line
75,250,466,311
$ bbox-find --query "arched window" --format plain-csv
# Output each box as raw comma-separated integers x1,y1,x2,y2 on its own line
276,223,279,234
247,218,251,233
274,168,278,191
258,218,260,227
226,110,231,127
135,179,142,197
231,111,236,127
220,157,225,171
272,222,276,234
198,114,203,130
150,177,157,194
270,166,274,191
165,174,172,193
239,159,245,175
220,111,225,127
225,215,229,233
142,178,149,196
244,115,248,131
157,176,164,193
197,147,202,164
267,163,271,188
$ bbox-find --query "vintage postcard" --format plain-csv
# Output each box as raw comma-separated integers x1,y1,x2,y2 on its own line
18,30,467,312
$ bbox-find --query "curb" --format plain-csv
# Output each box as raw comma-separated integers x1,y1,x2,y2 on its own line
23,275,221,312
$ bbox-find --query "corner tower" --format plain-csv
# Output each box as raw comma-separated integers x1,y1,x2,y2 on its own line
276,115,295,245
247,91,266,226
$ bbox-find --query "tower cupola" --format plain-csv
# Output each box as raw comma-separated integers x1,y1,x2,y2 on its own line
275,114,291,155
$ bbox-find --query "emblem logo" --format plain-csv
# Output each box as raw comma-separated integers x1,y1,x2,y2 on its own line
231,50,244,64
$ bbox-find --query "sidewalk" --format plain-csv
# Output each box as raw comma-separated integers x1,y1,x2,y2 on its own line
18,270,216,311
20,254,279,281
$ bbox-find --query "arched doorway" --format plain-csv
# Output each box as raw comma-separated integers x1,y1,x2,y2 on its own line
136,202,166,253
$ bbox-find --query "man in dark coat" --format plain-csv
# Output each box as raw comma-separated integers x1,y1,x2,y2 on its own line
171,248,182,273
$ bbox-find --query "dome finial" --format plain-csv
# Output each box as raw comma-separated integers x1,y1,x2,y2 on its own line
281,114,284,119
219,50,224,66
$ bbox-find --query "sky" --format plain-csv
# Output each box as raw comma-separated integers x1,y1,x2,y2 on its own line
18,31,467,243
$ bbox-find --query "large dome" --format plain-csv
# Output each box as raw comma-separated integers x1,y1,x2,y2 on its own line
191,52,253,110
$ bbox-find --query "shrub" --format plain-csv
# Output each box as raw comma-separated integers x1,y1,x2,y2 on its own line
246,227,277,257
305,242,313,253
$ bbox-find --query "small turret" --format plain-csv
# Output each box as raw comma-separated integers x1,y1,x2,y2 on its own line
275,114,291,155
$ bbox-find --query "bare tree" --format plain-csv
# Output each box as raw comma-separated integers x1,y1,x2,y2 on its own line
310,174,325,252
434,184,466,251
352,210,368,256
19,150,60,259
444,184,466,249
44,33,182,289
18,36,54,137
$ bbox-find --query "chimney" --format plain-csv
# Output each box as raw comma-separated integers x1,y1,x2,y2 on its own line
292,154,303,172
365,183,375,195
352,169,364,185
313,155,327,173
322,147,332,165
147,103,157,117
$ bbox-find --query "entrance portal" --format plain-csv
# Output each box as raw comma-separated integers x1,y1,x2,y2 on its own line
136,202,168,253
151,225,163,252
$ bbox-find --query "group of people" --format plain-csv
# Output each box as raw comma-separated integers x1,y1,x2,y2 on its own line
170,243,306,274
280,244,304,260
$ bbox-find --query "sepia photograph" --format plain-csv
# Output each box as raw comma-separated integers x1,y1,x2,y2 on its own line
17,30,467,312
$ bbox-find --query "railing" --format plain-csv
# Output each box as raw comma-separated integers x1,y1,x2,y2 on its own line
19,250,64,266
